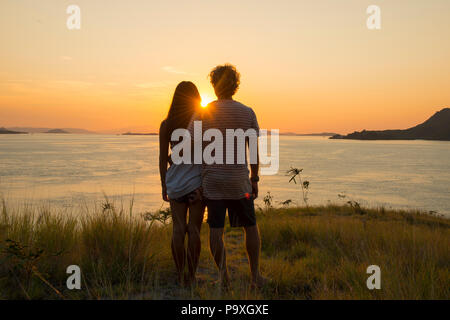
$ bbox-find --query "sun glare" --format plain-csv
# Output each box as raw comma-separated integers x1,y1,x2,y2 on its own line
201,94,214,108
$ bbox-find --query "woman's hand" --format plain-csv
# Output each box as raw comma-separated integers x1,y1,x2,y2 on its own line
162,185,169,202
188,188,203,203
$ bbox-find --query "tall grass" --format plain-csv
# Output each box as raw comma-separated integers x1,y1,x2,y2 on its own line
258,206,449,299
0,199,449,300
0,199,172,299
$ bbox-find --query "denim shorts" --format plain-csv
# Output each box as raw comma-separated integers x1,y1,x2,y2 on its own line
172,190,198,203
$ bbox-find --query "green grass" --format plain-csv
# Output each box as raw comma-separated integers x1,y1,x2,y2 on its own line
0,199,449,300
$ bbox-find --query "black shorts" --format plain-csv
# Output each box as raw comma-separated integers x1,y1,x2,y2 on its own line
206,198,256,228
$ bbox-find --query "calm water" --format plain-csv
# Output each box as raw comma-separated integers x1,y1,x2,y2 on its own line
1,134,449,216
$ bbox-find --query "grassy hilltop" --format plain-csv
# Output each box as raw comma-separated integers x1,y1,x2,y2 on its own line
0,200,449,300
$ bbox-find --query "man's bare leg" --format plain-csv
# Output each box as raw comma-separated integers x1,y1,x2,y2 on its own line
244,224,266,286
209,227,230,286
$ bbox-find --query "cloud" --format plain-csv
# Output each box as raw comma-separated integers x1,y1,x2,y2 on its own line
162,66,187,75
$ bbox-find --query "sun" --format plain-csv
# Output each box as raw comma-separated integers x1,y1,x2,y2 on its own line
200,94,214,108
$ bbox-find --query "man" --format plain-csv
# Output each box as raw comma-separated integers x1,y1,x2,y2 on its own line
188,64,266,287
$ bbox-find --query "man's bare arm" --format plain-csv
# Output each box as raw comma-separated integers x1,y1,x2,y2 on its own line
250,140,259,199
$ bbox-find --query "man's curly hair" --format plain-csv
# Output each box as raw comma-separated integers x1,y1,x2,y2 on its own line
209,64,241,98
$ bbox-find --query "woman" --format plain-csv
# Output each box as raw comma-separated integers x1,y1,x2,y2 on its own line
159,81,204,286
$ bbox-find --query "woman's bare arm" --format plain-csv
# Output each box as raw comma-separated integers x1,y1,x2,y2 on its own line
159,120,170,201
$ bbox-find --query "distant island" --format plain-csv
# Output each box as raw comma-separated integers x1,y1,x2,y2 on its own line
281,132,337,136
0,127,27,134
122,132,158,136
331,108,450,141
45,129,70,134
6,127,96,134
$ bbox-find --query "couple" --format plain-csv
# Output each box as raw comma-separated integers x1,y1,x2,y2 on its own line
159,64,266,288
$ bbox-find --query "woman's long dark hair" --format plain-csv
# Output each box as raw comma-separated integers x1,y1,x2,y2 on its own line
165,81,201,138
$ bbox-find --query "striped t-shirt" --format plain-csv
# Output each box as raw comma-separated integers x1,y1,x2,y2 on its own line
187,99,259,200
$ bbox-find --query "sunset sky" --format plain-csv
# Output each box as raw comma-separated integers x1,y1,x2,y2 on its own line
1,0,449,134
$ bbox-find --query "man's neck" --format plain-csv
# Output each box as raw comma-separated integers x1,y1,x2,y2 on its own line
218,96,233,101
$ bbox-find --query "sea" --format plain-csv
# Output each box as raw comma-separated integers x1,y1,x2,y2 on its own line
1,134,449,217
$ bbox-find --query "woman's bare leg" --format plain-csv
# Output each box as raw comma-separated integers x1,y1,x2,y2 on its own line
170,200,188,285
186,200,205,285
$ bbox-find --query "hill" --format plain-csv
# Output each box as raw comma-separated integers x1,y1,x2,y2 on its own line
0,127,27,134
122,132,158,136
7,127,96,134
280,132,337,136
331,108,450,141
45,129,70,134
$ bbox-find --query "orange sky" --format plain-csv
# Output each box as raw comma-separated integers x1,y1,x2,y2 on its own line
1,0,449,134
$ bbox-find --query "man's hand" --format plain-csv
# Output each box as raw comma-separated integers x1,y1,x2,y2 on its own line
251,181,258,199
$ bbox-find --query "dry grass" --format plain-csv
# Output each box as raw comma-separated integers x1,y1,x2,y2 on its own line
0,200,449,300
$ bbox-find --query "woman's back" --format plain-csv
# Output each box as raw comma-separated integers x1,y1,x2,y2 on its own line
162,120,201,200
